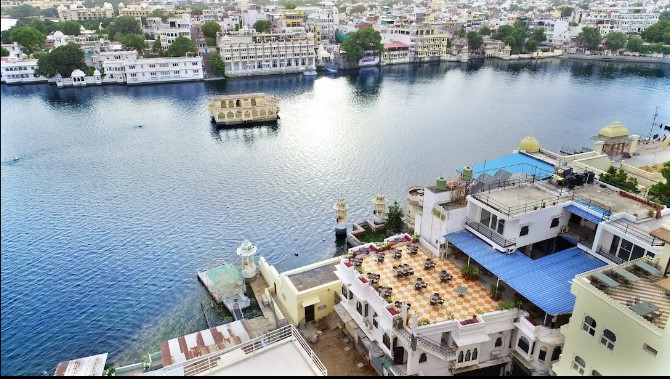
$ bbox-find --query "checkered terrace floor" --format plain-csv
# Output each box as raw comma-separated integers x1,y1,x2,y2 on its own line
360,244,499,322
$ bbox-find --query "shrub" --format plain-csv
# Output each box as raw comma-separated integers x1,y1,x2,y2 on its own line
497,299,523,310
460,264,479,280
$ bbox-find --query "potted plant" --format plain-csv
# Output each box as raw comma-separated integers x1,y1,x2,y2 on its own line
394,316,404,329
418,318,431,326
489,284,505,300
412,233,420,243
460,264,479,281
497,299,523,311
648,208,655,218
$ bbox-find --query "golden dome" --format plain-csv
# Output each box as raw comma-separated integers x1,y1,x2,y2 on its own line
519,136,540,152
598,122,629,138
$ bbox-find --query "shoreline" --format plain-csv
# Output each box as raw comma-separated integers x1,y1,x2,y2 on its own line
561,54,670,65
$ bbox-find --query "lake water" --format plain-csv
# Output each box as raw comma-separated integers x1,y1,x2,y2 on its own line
1,18,18,31
1,59,669,375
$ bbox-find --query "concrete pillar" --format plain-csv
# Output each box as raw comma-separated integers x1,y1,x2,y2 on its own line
628,134,640,156
593,140,605,154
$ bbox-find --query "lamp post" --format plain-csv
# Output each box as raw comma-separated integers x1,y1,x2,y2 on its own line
647,105,660,142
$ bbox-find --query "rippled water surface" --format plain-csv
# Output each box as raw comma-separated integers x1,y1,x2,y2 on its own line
2,60,669,375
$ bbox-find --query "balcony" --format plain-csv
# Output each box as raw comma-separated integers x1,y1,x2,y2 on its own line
465,217,516,248
594,246,624,264
607,218,665,247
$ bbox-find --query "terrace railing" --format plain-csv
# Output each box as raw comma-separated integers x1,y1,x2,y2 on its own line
595,246,625,265
393,327,456,361
606,218,665,247
465,217,516,248
471,190,612,218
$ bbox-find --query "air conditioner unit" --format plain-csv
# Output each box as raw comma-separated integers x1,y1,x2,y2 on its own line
560,226,569,233
491,351,501,359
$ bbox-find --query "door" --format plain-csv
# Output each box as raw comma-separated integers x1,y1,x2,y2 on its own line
305,304,315,323
393,346,405,365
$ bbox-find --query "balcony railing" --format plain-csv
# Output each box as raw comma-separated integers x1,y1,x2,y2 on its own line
160,324,327,376
595,246,625,264
393,327,456,360
607,218,665,247
465,217,516,248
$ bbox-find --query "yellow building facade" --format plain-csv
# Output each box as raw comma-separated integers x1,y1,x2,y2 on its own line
259,256,341,326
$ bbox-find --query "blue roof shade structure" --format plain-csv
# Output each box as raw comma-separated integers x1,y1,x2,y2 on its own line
564,204,606,224
445,230,606,315
456,152,555,180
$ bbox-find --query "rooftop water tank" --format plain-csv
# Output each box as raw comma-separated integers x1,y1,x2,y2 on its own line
436,177,447,191
462,167,473,181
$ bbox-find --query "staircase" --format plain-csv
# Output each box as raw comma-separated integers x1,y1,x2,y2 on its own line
393,327,457,361
202,53,216,78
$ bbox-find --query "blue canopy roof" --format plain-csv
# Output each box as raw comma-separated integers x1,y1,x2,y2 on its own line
445,230,606,315
456,152,555,179
564,204,604,224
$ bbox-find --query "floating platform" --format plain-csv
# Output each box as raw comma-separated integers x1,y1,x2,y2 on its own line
198,263,250,319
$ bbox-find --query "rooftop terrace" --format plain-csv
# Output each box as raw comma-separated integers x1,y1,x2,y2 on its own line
581,258,669,331
358,244,499,322
288,264,339,291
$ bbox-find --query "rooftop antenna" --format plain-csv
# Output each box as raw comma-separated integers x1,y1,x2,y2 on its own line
647,105,660,142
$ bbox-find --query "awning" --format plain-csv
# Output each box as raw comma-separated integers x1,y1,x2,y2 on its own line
564,204,603,224
452,332,491,346
301,296,321,307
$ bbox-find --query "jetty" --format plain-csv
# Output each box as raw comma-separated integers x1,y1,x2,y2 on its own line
197,262,250,320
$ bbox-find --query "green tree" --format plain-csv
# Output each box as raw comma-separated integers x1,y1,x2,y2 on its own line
152,37,162,53
627,35,644,52
41,7,58,18
467,31,483,51
525,38,538,52
57,21,82,36
531,28,546,43
253,20,271,33
211,52,226,77
479,26,491,36
385,201,404,233
599,167,640,193
165,36,198,57
454,27,466,38
205,37,216,47
121,33,146,53
340,26,382,62
285,2,297,10
576,26,602,51
605,31,627,51
202,21,222,38
493,24,514,41
191,6,205,15
35,42,86,78
561,6,574,18
150,9,168,22
504,35,516,48
640,20,670,44
25,19,58,35
106,16,142,41
660,10,670,21
648,162,670,206
350,4,366,14
8,4,40,18
1,47,8,57
9,26,46,54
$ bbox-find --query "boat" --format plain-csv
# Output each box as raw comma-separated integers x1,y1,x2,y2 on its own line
358,54,380,67
303,70,318,76
325,65,338,74
208,93,279,126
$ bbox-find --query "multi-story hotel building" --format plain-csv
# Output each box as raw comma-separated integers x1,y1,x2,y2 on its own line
117,2,152,18
218,28,316,77
380,22,448,63
145,14,192,51
576,2,660,35
57,2,114,21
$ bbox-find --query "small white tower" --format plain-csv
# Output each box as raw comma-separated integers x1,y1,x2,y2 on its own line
236,239,258,281
371,194,388,224
333,199,349,235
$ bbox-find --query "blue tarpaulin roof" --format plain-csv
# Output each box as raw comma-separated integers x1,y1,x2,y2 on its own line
456,153,555,179
564,204,604,224
445,230,607,315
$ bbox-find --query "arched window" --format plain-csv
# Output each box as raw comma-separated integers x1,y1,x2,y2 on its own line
600,329,616,350
465,350,471,361
592,370,602,376
582,315,597,336
572,355,586,375
472,348,478,360
495,337,503,347
539,346,547,361
517,336,530,353
419,353,427,363
551,346,562,361
458,351,464,363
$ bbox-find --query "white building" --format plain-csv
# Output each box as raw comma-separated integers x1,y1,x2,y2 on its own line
145,14,192,51
380,22,449,63
117,2,153,18
0,58,46,84
57,1,114,21
552,247,669,375
576,2,660,35
101,52,204,84
303,1,340,42
218,28,316,77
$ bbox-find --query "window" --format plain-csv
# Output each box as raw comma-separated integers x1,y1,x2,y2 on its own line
419,353,427,363
364,303,369,317
356,301,363,315
642,343,658,356
465,350,471,361
383,333,391,349
517,336,530,353
551,346,562,362
372,318,378,329
600,329,616,350
582,315,597,336
341,285,347,298
592,370,602,376
458,351,464,363
572,355,586,375
495,337,503,347
550,217,560,228
497,219,505,234
539,346,547,361
520,225,529,236
472,348,478,360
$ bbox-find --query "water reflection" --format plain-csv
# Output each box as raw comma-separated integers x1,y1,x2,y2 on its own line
568,60,668,79
209,122,280,144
